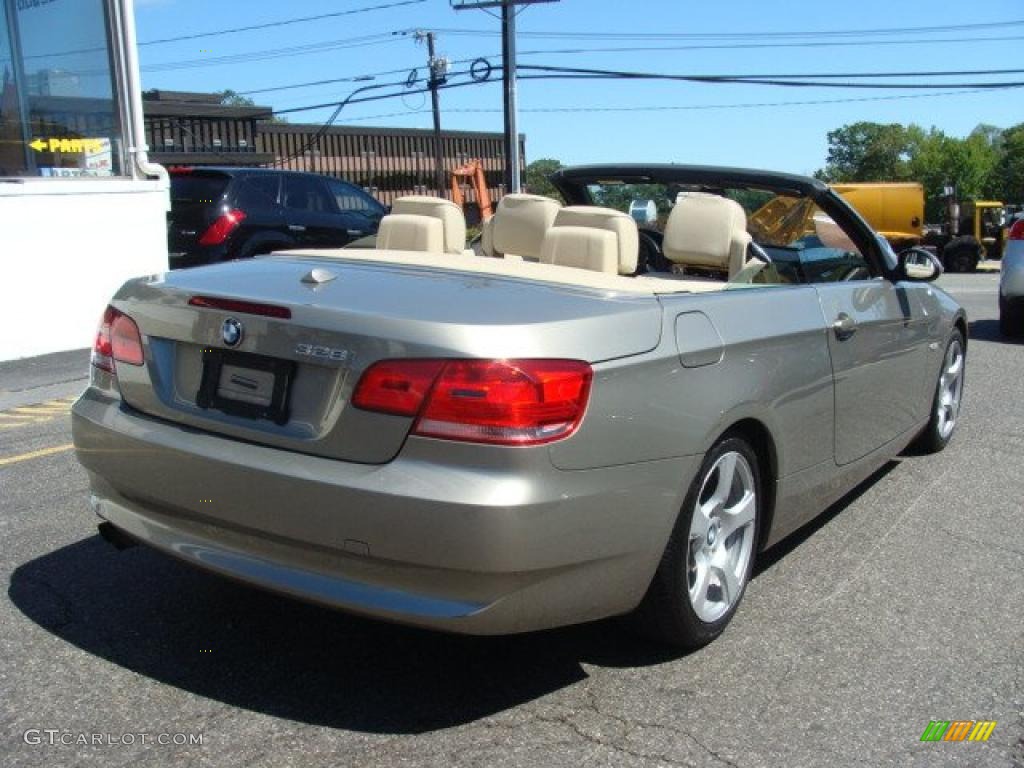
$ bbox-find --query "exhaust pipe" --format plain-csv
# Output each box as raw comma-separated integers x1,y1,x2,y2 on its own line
97,521,138,551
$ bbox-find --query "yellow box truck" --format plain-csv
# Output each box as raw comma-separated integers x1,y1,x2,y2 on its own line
832,182,1009,272
830,182,924,247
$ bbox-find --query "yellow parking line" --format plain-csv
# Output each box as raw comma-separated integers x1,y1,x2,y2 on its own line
0,443,75,467
10,405,70,416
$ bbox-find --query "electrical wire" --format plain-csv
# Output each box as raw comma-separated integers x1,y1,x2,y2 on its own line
514,35,1024,57
427,18,1024,41
265,72,487,163
256,66,1024,135
237,34,1024,97
141,35,402,74
444,85,1024,114
264,83,1024,130
516,63,1024,89
27,0,428,59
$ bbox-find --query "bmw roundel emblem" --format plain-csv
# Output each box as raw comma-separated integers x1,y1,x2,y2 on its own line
221,318,244,347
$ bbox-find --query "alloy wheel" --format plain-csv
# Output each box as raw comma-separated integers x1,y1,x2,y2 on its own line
937,338,965,440
687,451,757,623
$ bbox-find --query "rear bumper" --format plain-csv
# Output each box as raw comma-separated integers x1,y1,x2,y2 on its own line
999,252,1024,300
72,389,694,634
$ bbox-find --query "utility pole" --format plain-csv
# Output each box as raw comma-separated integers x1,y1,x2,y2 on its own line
415,30,448,198
500,3,520,193
452,0,558,194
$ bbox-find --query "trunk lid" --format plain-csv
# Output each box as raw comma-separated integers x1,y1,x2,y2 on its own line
109,254,662,463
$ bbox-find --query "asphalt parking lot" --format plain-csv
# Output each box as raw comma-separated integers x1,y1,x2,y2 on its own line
1,271,1021,768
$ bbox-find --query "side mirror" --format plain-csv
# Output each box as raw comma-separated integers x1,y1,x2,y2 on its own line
898,247,942,282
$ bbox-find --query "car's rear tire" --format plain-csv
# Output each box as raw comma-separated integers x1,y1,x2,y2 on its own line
633,435,760,649
913,329,966,453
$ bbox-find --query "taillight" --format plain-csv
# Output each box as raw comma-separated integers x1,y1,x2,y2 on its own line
198,209,246,246
91,306,143,373
352,359,592,446
1010,219,1024,240
351,360,445,416
188,295,292,319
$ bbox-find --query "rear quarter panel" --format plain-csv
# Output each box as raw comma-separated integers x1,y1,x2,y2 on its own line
550,285,834,474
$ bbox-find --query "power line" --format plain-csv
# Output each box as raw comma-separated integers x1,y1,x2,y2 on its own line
28,0,427,60
259,64,1024,126
142,35,401,74
514,34,1024,57
276,84,1024,126
236,34,1024,97
515,63,1024,89
427,18,1024,41
140,0,426,46
447,85,1024,113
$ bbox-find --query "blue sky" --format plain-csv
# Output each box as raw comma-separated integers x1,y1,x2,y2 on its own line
134,0,1024,175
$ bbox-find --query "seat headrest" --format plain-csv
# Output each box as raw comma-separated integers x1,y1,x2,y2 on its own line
375,214,444,253
391,195,466,255
553,206,639,275
663,193,751,277
540,226,619,274
489,193,562,259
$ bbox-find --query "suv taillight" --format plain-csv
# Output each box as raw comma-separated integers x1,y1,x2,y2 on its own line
198,209,246,246
352,359,592,446
92,306,144,373
1010,219,1024,241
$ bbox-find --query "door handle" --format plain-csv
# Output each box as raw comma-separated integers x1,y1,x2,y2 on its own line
288,224,306,232
832,313,857,341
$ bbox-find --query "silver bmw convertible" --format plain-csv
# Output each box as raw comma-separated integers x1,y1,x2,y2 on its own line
72,165,967,648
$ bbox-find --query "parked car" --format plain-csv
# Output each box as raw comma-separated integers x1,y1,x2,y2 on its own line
73,164,966,649
1000,217,1024,336
167,167,386,269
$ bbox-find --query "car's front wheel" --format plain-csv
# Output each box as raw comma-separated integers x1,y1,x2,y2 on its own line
914,329,966,453
634,435,760,649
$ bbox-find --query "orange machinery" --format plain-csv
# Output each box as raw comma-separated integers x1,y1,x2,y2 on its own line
450,159,493,223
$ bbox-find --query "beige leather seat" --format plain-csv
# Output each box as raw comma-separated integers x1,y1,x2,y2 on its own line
663,192,751,278
377,195,467,255
481,193,561,260
540,206,639,275
376,214,444,253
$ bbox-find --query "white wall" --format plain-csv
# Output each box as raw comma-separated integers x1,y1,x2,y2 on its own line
0,178,169,361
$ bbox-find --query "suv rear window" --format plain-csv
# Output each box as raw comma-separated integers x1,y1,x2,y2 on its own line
170,173,230,204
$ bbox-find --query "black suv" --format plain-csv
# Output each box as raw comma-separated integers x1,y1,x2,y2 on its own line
167,167,386,268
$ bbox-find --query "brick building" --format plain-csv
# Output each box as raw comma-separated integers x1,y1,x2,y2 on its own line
142,90,522,208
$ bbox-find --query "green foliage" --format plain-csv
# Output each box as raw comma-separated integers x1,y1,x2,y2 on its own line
589,183,666,215
524,158,564,200
994,123,1024,204
819,122,920,182
817,120,1022,221
219,89,288,123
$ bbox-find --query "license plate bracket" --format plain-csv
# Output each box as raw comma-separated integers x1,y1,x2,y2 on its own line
197,349,295,425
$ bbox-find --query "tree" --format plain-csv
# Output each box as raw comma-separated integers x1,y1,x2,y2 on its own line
818,122,920,182
219,89,287,123
818,120,1013,221
993,123,1024,204
906,127,1002,219
524,158,564,199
